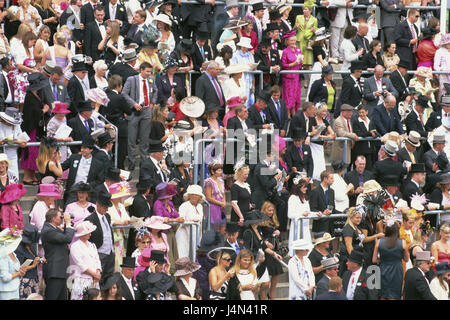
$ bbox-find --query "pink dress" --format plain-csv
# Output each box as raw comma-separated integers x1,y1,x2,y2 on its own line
0,204,24,230
281,46,303,111
66,202,96,226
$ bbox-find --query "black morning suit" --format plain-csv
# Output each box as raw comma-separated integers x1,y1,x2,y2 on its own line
80,2,95,26
195,73,226,109
288,112,317,138
403,267,437,300
340,76,364,108
342,268,379,300
425,110,444,132
118,273,142,300
309,186,336,234
390,69,408,102
103,0,129,35
67,77,86,115
139,158,164,189
247,105,268,132
84,21,104,62
402,180,423,206
109,62,139,85
251,161,278,210
405,110,427,138
265,98,289,131
351,117,377,169
394,20,419,70
344,170,374,206
67,115,95,154
372,158,406,185
254,48,281,90
284,143,314,177
224,116,254,174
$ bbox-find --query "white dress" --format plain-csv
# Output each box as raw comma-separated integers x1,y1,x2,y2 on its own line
222,77,247,103
47,116,71,163
429,277,449,300
231,50,255,108
288,196,312,257
0,123,23,178
331,173,349,212
176,201,203,258
288,255,315,300
237,270,258,300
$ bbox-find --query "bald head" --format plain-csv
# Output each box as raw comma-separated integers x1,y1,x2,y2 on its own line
374,65,385,79
385,95,396,110
358,23,368,36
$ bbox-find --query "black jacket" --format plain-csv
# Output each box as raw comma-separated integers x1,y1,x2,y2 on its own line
139,157,165,190
67,76,86,115
105,88,133,138
404,267,437,300
425,110,444,132
84,21,104,61
342,268,379,300
308,78,337,110
103,1,129,35
118,273,142,300
310,185,336,233
284,143,314,177
191,42,212,72
125,24,148,49
251,161,278,210
373,158,406,185
288,111,317,138
402,180,423,206
109,62,139,85
397,147,422,166
315,290,348,300
344,170,374,206
247,105,268,131
405,109,427,138
361,52,384,70
394,20,418,68
352,117,376,156
265,98,289,130
84,211,115,250
61,154,105,195
254,48,281,87
156,74,183,105
80,2,95,25
340,75,363,108
390,69,409,102
67,115,95,154
195,73,226,109
352,34,370,53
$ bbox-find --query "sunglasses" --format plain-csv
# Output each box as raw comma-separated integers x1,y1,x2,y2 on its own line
222,258,232,262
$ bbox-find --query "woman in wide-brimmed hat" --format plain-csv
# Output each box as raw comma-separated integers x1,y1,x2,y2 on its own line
154,14,176,62
429,261,450,300
14,224,43,299
176,185,205,259
0,228,27,300
174,257,202,300
0,153,19,192
409,66,436,109
308,232,335,283
287,238,315,300
46,102,73,164
153,182,182,273
231,36,256,108
65,182,96,226
107,181,131,272
222,63,249,103
240,18,258,54
144,215,171,270
29,183,60,232
69,220,102,300
100,272,122,300
0,183,26,231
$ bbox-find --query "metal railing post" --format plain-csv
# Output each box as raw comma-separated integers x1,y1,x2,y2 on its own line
343,139,348,164
97,113,119,168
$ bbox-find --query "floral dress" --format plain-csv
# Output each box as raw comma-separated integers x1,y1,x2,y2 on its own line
203,177,226,226
288,255,315,300
107,202,130,272
10,44,36,104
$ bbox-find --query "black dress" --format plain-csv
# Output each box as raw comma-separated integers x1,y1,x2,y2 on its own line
260,224,284,276
4,18,20,41
103,41,120,67
308,248,332,283
169,167,191,207
339,224,364,276
35,6,58,45
360,215,377,269
230,182,251,222
312,44,327,63
149,121,166,140
361,52,384,78
38,161,59,182
242,226,268,279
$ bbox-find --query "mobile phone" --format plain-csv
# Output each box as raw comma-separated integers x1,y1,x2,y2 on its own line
22,259,34,267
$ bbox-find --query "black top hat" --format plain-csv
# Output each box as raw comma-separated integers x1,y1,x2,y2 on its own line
163,0,178,5
97,132,114,148
350,60,365,72
265,22,279,33
256,90,271,104
416,95,429,108
100,272,121,291
178,39,194,54
144,272,175,295
97,190,113,207
72,62,88,72
121,256,136,268
27,73,49,91
150,250,166,264
348,249,364,265
269,9,282,20
405,87,417,96
331,160,346,172
196,30,209,41
259,36,272,48
21,224,39,244
197,230,224,252
71,181,93,193
420,27,439,40
352,11,369,22
81,136,96,149
435,153,449,171
382,175,400,187
225,222,239,234
292,127,307,141
398,60,410,69
106,167,121,182
252,2,265,12
136,178,153,190
148,139,165,153
410,163,426,174
78,100,94,113
243,210,270,225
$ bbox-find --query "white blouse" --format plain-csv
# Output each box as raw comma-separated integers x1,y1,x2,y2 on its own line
331,174,349,212
429,277,449,300
222,77,247,102
288,255,315,300
69,239,102,279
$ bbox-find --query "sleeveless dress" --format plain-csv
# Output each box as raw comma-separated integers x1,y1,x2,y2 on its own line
379,238,404,299
209,279,228,300
203,177,226,226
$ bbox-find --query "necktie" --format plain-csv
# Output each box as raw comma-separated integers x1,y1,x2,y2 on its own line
200,46,204,59
376,79,381,89
111,5,116,20
272,41,277,50
93,3,97,9
264,54,271,83
419,113,424,126
324,189,329,205
234,243,240,255
306,116,309,132
276,100,281,120
445,113,449,118
143,79,149,106
102,215,109,230
2,73,9,99
261,110,265,122
53,84,58,100
410,152,416,164
212,78,224,106
299,145,304,160
347,119,351,132
410,24,417,53
358,173,364,187
84,119,90,132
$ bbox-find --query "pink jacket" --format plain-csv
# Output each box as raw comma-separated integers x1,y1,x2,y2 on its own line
281,46,303,79
0,204,24,230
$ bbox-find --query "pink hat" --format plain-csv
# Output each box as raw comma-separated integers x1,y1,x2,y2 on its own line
36,184,62,199
282,29,296,39
51,102,71,114
226,96,245,109
0,184,27,204
108,182,132,200
155,182,178,200
144,216,171,230
75,220,97,237
137,248,151,267
275,135,286,151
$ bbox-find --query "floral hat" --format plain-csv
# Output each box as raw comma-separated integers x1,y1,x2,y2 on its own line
108,181,132,200
0,227,22,258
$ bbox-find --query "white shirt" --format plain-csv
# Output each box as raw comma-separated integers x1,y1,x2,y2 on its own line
74,155,92,184
76,75,88,100
138,75,149,106
346,267,362,300
96,20,106,39
150,155,166,182
238,116,248,133
109,3,117,21
2,70,12,103
121,274,135,299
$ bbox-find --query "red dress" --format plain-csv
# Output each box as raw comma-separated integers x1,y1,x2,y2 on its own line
170,102,186,122
241,30,259,53
417,40,437,69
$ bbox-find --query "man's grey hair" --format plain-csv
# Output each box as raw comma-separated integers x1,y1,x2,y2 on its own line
385,95,396,105
206,61,219,71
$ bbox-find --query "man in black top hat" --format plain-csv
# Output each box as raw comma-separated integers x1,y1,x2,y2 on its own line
405,95,429,139
402,163,426,206
68,62,90,115
95,166,122,196
251,2,266,42
93,131,115,171
85,190,116,286
255,37,281,91
381,175,404,206
118,257,142,300
285,128,313,177
139,140,168,187
61,136,105,204
67,100,96,154
248,90,271,133
424,153,449,195
223,222,245,263
340,60,364,110
264,22,281,51
390,59,411,101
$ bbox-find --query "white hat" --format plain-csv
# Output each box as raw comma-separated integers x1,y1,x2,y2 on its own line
183,184,205,201
415,66,432,79
180,96,205,118
224,64,249,74
0,228,22,258
154,14,172,27
75,221,97,237
236,37,253,49
0,153,11,167
0,107,22,126
291,239,313,251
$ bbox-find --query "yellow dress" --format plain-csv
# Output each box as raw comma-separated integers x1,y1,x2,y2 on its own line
295,14,318,66
137,51,163,75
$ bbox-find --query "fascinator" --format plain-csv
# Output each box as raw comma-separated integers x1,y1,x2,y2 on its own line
86,88,110,106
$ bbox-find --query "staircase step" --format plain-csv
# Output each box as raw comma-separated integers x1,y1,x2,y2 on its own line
273,282,289,299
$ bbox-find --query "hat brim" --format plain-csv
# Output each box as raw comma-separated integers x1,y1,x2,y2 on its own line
183,192,205,201
236,42,253,49
36,192,62,199
406,138,421,147
0,113,21,125
314,236,336,246
0,235,22,258
145,223,171,231
75,225,97,237
173,264,201,277
207,246,236,261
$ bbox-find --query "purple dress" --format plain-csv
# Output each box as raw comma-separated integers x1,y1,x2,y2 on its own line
153,199,179,232
203,177,226,226
281,46,303,112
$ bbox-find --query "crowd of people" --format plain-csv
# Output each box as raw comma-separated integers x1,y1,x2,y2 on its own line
0,0,449,301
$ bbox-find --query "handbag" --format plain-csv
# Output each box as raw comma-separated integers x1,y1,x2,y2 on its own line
327,7,338,21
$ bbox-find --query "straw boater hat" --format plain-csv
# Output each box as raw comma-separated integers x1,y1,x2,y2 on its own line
144,215,171,230
363,180,382,194
277,3,292,15
173,257,201,277
415,66,433,79
405,130,421,148
225,64,249,75
236,37,252,49
0,107,22,126
314,232,335,246
0,228,22,258
75,220,97,237
0,153,11,167
180,96,205,118
183,184,205,201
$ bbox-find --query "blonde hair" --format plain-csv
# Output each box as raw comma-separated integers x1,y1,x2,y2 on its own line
440,224,450,234
259,201,279,228
216,250,231,266
59,25,72,39
36,143,55,174
329,276,343,291
233,249,257,278
344,207,360,230
38,25,50,39
107,21,121,43
151,104,167,124
93,59,108,72
14,23,32,41
234,166,249,181
315,104,328,116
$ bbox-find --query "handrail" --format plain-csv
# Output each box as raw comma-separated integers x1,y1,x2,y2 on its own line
96,113,119,168
25,141,83,147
